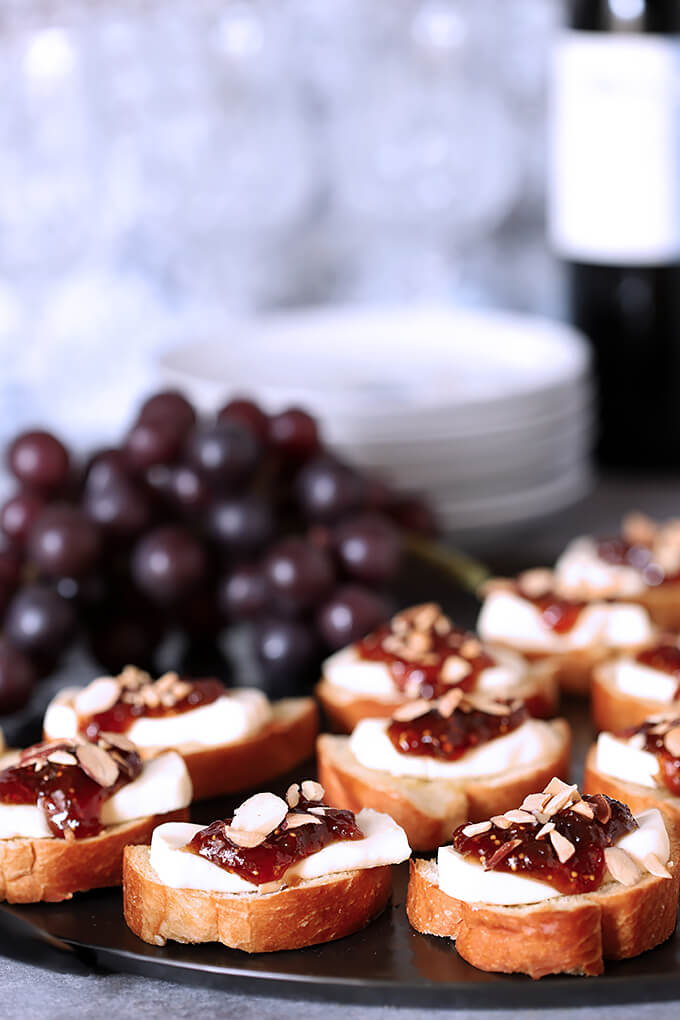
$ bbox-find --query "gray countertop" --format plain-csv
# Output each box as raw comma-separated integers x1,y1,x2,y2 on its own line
3,473,680,1017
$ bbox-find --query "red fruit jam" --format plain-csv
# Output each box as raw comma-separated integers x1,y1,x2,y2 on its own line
635,643,680,700
597,536,679,586
80,678,224,741
186,797,363,885
516,585,586,634
0,741,142,839
622,717,680,797
386,700,528,760
452,794,637,895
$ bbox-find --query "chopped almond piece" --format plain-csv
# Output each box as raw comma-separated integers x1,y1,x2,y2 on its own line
549,829,575,863
462,821,492,838
604,846,641,887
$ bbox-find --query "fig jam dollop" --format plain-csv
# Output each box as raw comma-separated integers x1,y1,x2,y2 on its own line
516,584,586,634
386,699,528,760
0,739,142,839
356,610,495,700
81,677,224,741
186,797,363,885
452,794,637,895
622,717,680,796
635,643,680,700
596,536,676,586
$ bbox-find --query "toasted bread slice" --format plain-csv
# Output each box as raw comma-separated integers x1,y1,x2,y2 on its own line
406,847,680,979
123,843,392,952
316,720,571,852
0,807,189,904
583,744,680,832
316,659,560,734
590,661,680,733
624,584,680,632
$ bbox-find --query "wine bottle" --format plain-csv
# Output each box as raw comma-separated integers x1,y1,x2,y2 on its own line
549,0,680,467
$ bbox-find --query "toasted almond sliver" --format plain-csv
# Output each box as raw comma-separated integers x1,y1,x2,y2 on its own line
74,677,120,718
285,813,322,829
441,656,472,685
413,603,441,631
392,699,431,723
308,806,326,815
98,731,136,753
604,846,641,887
544,785,580,817
226,826,267,848
301,780,325,802
232,792,288,834
622,511,657,546
462,821,492,838
465,696,511,716
521,793,550,814
543,777,576,797
518,568,553,599
47,750,78,767
285,783,300,809
664,726,680,758
644,853,672,879
536,822,555,840
503,809,536,825
490,815,512,830
437,688,463,718
549,829,575,863
76,743,119,787
570,800,595,819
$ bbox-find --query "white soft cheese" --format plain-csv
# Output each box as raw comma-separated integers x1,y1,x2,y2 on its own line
438,808,669,906
477,589,655,654
43,687,273,749
555,536,646,598
0,751,192,840
594,732,661,789
322,643,526,698
149,808,411,894
608,658,678,703
348,717,561,780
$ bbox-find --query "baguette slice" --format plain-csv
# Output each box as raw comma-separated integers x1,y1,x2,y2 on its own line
316,659,560,734
624,582,680,632
316,720,571,852
123,844,392,952
583,744,680,832
0,807,189,904
406,843,680,980
590,660,680,733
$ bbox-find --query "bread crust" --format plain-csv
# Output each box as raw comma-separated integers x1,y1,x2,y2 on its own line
123,844,392,952
590,661,680,733
583,744,680,833
315,659,560,734
406,838,680,980
316,720,571,852
624,583,680,632
0,807,189,904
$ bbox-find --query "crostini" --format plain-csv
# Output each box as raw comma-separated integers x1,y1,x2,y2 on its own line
591,639,680,732
0,733,192,902
316,690,571,851
43,666,319,801
123,780,410,952
406,777,678,978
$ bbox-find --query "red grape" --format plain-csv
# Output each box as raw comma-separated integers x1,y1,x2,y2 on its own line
264,537,334,615
218,398,269,443
7,430,70,491
185,421,262,489
334,513,401,584
138,390,196,433
388,496,439,537
296,455,364,523
254,617,318,694
28,504,101,577
166,465,212,513
0,540,22,590
5,585,75,657
269,408,319,459
0,639,36,713
218,564,270,620
123,418,184,473
317,585,389,649
131,526,206,604
0,490,45,547
208,496,274,557
83,473,152,536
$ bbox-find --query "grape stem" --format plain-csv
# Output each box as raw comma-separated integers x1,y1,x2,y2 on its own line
404,533,490,595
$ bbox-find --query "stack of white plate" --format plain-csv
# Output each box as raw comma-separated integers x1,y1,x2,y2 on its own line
159,305,593,537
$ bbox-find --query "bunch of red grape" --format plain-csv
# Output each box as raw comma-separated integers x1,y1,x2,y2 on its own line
0,392,436,712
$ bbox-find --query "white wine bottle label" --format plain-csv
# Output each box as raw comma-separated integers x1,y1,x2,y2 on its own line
549,31,680,265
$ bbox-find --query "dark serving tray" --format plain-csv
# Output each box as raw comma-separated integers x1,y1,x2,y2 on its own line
1,554,679,1007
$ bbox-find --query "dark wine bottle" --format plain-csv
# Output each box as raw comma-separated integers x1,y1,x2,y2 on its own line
549,0,680,467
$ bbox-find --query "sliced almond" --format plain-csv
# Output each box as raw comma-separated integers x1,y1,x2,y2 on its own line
503,810,536,825
98,731,136,753
76,743,119,787
664,726,680,758
155,671,179,692
142,687,161,709
285,783,300,809
232,792,288,835
226,827,267,848
308,806,326,815
604,846,641,886
441,656,471,685
119,665,149,689
549,829,575,863
434,615,452,636
74,678,120,718
486,838,522,869
544,784,580,817
490,815,512,829
570,800,595,819
589,793,612,825
301,780,325,802
622,511,657,546
405,631,432,656
518,568,553,599
460,638,482,659
285,813,322,829
462,821,492,837
46,750,78,767
468,698,511,717
437,688,463,718
536,822,555,839
644,853,672,879
170,680,192,701
392,699,431,722
413,603,441,631
543,777,577,797
521,793,550,814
